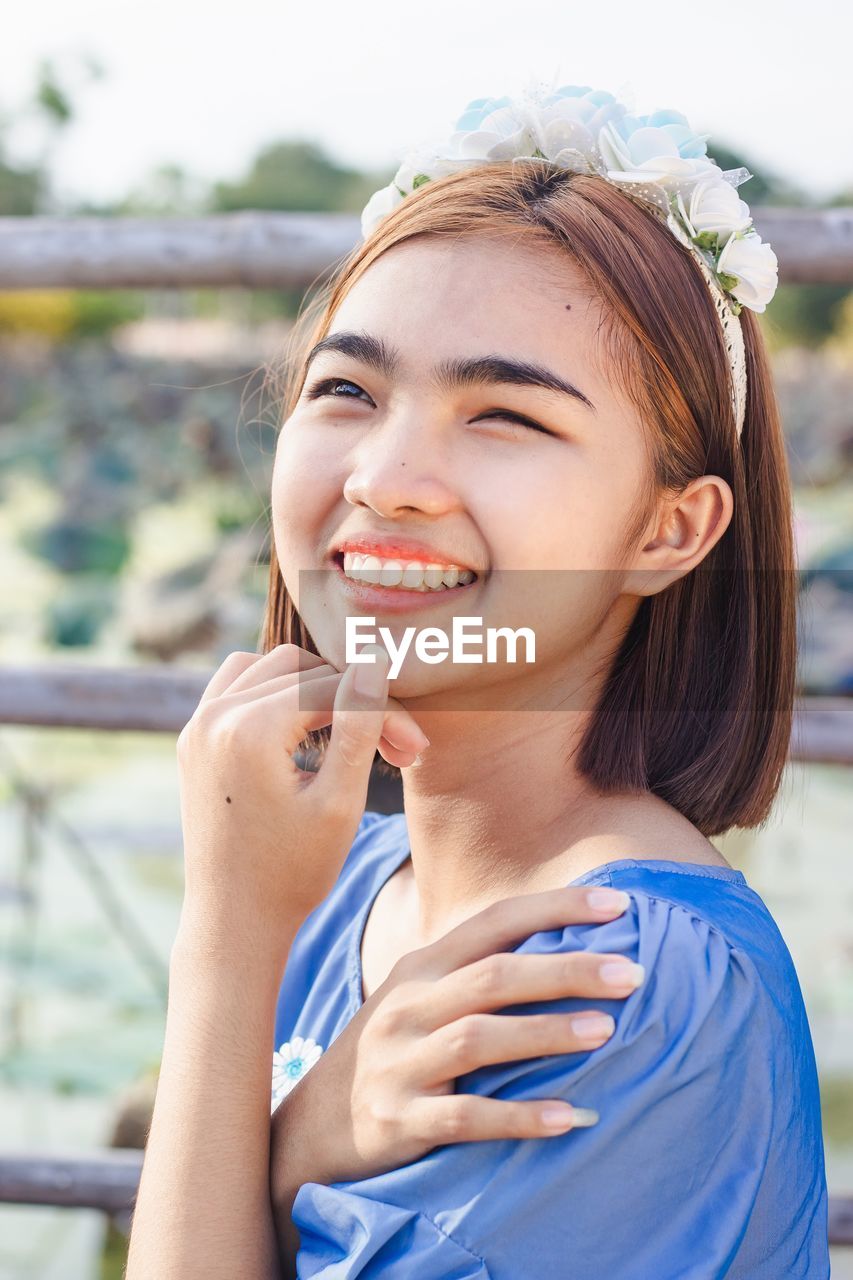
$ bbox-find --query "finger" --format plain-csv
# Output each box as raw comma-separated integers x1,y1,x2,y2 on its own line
406,1094,599,1147
230,673,346,757
196,650,263,707
230,668,391,764
312,646,392,809
195,643,326,709
418,1008,616,1082
376,712,430,759
416,951,644,1029
218,663,339,704
196,675,341,781
219,650,427,757
202,667,414,788
221,669,428,759
415,886,633,978
222,670,422,768
220,643,328,698
377,739,422,768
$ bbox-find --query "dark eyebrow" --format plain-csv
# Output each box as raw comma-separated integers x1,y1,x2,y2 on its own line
303,330,596,413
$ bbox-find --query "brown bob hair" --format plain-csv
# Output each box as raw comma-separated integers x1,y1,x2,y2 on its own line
260,162,797,839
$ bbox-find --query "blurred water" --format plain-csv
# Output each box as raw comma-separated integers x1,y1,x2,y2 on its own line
0,728,851,1276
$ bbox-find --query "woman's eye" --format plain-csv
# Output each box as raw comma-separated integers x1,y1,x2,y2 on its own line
304,379,551,436
305,377,371,403
474,410,553,436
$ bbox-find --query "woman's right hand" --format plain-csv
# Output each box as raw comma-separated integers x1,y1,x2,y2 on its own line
271,884,642,1195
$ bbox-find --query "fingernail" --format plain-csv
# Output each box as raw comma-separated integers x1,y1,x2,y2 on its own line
408,751,426,768
353,646,390,696
542,1104,599,1129
570,1013,615,1041
567,1106,599,1128
586,888,630,914
600,961,645,989
405,734,430,760
540,1103,575,1128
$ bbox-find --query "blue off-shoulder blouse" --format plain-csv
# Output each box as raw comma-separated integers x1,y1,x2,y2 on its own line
273,810,829,1278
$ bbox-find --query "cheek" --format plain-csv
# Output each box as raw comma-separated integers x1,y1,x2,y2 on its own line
473,456,635,658
478,452,619,571
271,426,340,571
273,423,318,497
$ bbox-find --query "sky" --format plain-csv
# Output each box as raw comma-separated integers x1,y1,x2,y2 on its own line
2,0,852,208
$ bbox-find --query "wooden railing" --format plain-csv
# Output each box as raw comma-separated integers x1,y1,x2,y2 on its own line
2,1150,851,1244
1,207,851,1248
1,662,851,762
0,206,851,290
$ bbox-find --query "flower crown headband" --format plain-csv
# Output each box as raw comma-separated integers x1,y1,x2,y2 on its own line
360,84,780,442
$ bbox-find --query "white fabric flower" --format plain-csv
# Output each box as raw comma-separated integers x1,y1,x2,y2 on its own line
361,154,467,239
676,172,753,242
270,1036,324,1113
716,232,779,313
360,184,406,240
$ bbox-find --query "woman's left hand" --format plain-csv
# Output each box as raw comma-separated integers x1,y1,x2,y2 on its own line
271,883,637,1226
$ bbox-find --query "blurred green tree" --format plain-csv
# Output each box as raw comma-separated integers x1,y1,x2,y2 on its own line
0,151,43,215
0,55,102,214
97,162,211,217
211,139,386,214
34,60,75,127
209,139,393,318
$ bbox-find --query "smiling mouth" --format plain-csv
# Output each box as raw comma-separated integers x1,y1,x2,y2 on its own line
332,551,479,593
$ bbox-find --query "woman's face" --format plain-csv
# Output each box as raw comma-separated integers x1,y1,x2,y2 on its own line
272,233,661,708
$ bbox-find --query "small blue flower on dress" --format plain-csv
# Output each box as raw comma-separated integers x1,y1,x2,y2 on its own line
271,1036,324,1113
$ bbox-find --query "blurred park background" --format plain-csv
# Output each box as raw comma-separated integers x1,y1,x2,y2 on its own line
1,6,853,1276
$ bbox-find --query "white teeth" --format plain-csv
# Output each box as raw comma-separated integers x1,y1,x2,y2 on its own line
339,551,477,591
378,560,403,587
361,555,382,584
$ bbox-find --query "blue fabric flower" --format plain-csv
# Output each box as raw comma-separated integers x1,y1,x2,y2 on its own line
599,108,710,171
454,96,514,132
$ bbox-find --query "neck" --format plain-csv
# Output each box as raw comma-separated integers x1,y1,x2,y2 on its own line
377,599,721,944
397,706,593,930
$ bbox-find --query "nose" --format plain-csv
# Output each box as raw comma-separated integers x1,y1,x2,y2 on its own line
342,409,462,519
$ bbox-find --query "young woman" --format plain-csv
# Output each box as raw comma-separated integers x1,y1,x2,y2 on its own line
125,86,830,1278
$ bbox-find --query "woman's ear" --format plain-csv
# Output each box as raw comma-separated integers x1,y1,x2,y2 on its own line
621,475,734,599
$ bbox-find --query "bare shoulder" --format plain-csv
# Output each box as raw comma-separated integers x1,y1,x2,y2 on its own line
582,790,732,870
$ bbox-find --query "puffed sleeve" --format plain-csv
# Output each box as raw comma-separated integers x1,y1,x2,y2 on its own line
290,894,809,1279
